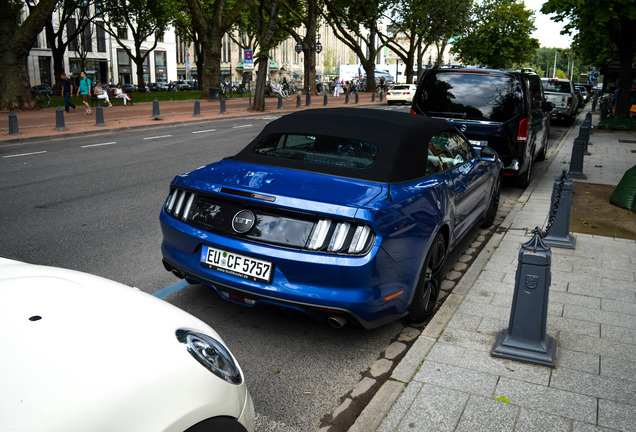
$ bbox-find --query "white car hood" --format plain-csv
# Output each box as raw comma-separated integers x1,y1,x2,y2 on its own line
0,258,250,432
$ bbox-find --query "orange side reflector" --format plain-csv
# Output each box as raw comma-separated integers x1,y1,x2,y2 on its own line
384,290,404,301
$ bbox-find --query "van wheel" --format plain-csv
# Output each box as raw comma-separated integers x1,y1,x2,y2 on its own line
515,156,533,188
408,233,446,323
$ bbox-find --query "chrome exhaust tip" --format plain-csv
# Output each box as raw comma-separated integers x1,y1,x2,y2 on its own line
327,315,347,329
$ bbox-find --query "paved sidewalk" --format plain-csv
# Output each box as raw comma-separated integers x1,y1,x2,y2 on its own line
351,109,636,431
0,92,377,144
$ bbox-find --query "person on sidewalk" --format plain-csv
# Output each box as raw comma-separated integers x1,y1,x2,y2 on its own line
334,76,341,97
60,73,76,113
76,71,92,115
113,83,131,106
94,81,112,107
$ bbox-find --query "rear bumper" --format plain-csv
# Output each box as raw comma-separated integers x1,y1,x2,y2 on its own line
160,213,417,329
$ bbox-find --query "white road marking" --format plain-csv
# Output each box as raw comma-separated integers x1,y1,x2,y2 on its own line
3,151,47,159
232,125,252,129
192,129,217,134
81,142,117,148
144,135,173,140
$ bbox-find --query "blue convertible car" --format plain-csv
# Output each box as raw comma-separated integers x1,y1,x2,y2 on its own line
160,109,502,329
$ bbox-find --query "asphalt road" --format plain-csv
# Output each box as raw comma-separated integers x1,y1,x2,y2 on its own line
0,106,570,431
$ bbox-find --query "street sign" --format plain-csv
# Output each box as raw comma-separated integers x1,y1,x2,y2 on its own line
244,50,254,70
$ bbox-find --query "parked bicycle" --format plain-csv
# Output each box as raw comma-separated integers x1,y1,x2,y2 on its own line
33,88,51,108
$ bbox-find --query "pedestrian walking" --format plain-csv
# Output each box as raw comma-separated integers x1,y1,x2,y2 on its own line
76,71,92,115
334,76,341,97
60,73,76,113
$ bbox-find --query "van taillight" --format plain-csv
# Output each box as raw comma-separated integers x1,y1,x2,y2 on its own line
567,97,572,107
517,118,529,142
410,108,417,114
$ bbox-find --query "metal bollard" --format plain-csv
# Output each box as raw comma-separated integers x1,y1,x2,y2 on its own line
54,107,67,131
579,123,591,155
296,94,301,108
543,172,576,249
491,229,556,367
591,93,598,112
379,91,384,102
219,97,227,114
151,98,162,119
277,95,284,110
323,94,328,106
568,137,587,179
193,99,201,117
345,92,350,105
94,105,106,126
8,110,19,135
355,93,359,104
305,88,312,107
371,92,376,103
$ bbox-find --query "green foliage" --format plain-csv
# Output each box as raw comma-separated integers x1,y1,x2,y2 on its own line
323,47,337,74
451,0,539,69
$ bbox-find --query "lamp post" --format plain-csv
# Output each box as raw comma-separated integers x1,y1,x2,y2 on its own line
295,33,322,100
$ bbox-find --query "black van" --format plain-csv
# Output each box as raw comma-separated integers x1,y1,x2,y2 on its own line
411,67,551,188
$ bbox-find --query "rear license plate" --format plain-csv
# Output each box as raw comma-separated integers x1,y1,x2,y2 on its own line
200,245,273,284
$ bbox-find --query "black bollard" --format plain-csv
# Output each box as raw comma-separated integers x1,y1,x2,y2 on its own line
219,97,227,114
568,137,587,179
54,107,67,131
8,110,19,135
371,92,376,103
323,94,328,106
277,95,284,110
305,88,312,107
296,94,301,109
193,99,201,117
580,124,591,155
355,93,359,104
543,172,576,249
491,229,556,367
94,105,106,127
345,92,350,105
379,91,384,102
151,98,162,120
591,93,598,112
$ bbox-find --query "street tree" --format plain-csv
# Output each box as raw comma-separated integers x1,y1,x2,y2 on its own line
171,4,203,88
383,0,471,83
277,0,322,95
451,0,539,69
99,0,172,92
541,0,636,116
0,0,59,111
43,0,94,91
244,0,282,111
322,0,393,93
184,0,246,99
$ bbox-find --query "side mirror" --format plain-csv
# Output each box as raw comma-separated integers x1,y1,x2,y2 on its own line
479,146,498,162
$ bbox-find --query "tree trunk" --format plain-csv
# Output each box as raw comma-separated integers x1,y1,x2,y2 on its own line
252,57,268,111
0,0,59,111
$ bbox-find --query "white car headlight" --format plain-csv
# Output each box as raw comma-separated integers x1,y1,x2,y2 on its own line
176,330,242,385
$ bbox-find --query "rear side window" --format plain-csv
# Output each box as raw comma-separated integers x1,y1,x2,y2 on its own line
542,79,572,93
253,134,379,169
417,71,523,122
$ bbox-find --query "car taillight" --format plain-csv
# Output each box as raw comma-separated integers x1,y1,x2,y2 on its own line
410,108,417,114
307,218,375,255
517,118,529,142
567,97,572,107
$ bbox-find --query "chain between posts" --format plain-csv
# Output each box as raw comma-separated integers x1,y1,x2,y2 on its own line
540,170,567,238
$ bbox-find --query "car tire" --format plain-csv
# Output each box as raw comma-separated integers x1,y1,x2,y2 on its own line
481,175,501,228
514,152,533,188
408,233,446,323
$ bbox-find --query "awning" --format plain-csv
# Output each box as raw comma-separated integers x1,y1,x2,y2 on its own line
269,59,278,70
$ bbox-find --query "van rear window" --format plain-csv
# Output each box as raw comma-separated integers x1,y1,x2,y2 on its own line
417,72,522,122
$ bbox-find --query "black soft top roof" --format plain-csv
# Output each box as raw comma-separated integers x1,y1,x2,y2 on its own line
230,108,457,183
